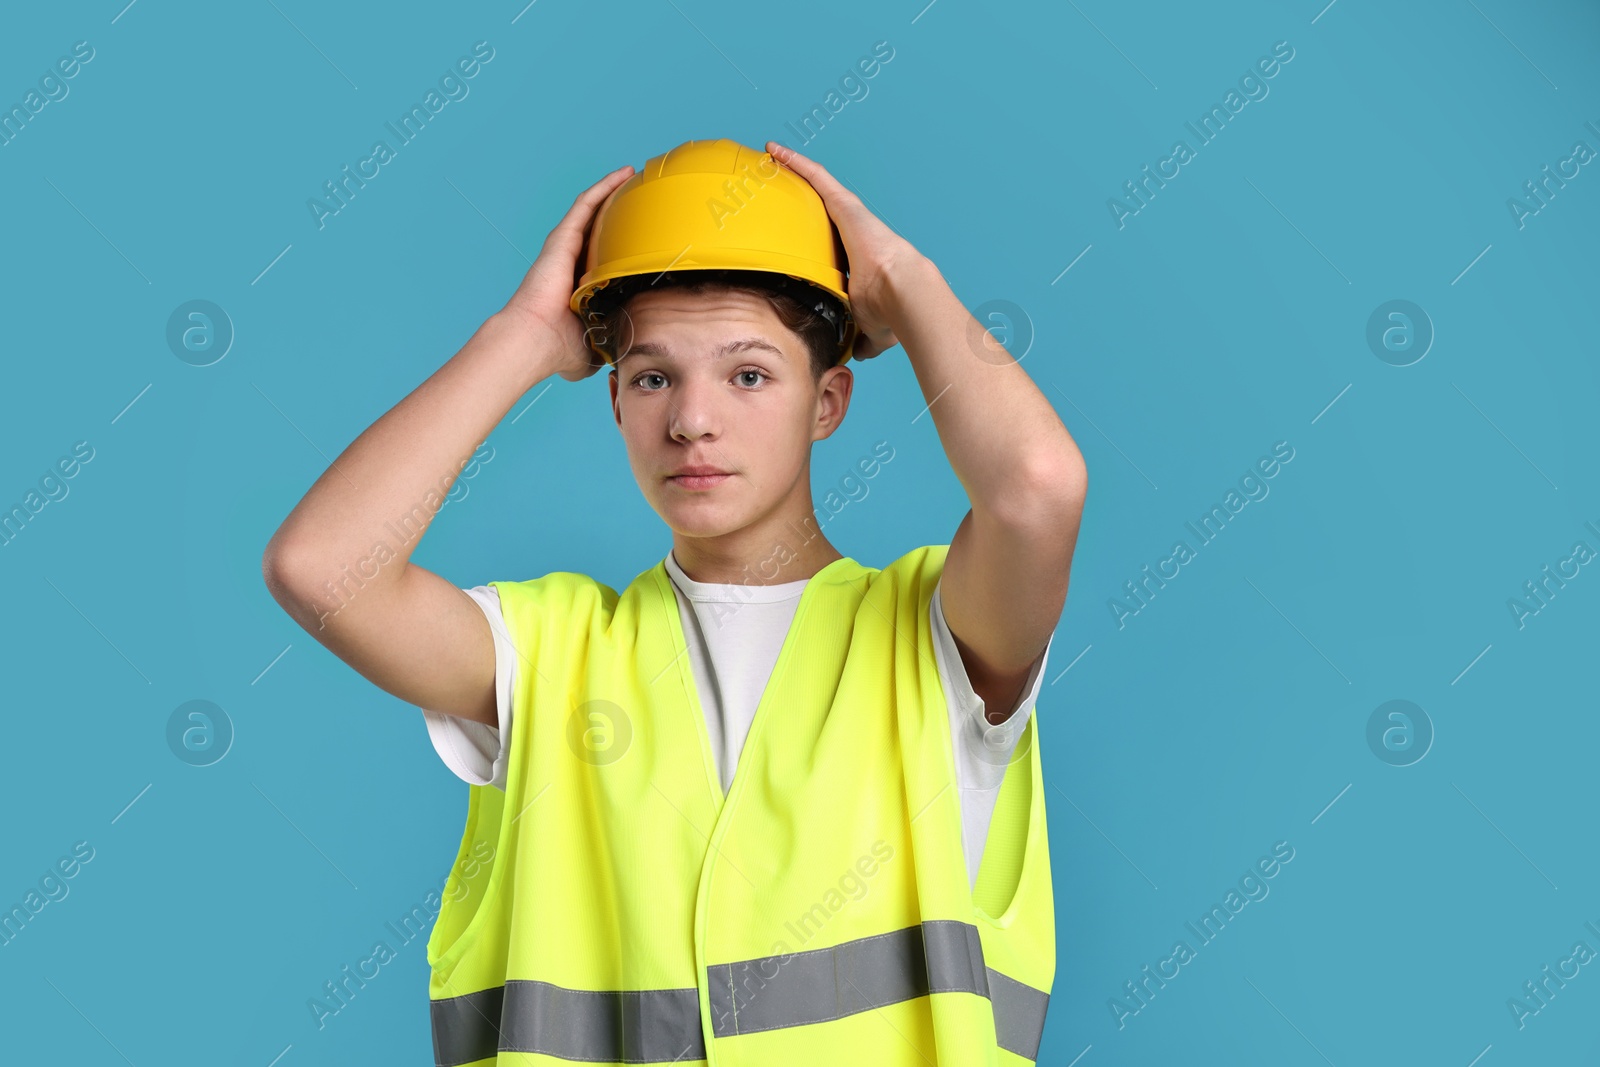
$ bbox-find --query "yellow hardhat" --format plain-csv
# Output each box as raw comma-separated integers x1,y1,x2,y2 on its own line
570,138,857,366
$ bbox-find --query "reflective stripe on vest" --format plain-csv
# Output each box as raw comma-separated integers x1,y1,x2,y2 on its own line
431,981,703,1066
431,920,1049,1065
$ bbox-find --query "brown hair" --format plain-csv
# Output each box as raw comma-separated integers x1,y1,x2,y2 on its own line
589,269,847,382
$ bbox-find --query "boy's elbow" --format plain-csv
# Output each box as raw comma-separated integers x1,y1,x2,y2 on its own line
1015,450,1086,523
261,531,318,603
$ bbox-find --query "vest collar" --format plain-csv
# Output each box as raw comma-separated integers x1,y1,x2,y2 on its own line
645,554,866,808
663,549,811,602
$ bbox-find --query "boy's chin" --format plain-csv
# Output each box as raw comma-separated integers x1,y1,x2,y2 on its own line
659,503,764,540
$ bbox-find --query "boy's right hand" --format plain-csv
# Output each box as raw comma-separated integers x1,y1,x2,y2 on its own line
499,163,636,383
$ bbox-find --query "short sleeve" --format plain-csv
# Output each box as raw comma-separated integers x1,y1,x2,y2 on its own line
420,585,517,791
930,576,1051,791
929,573,1052,890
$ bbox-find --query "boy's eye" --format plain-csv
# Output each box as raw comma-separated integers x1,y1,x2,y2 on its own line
631,369,768,391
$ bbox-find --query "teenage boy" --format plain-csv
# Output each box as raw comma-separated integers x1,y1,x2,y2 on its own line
264,138,1086,1065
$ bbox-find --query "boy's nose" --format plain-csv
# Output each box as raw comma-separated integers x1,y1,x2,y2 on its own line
668,386,721,442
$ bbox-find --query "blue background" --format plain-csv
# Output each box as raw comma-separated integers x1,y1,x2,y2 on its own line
2,0,1597,1063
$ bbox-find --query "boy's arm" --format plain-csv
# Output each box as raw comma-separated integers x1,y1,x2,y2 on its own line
262,164,634,728
261,311,563,726
764,143,1087,727
886,256,1087,725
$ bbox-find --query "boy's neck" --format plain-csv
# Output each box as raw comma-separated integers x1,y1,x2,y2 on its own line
670,514,843,586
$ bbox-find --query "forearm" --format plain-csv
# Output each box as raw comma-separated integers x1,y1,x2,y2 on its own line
885,256,1086,521
263,310,561,600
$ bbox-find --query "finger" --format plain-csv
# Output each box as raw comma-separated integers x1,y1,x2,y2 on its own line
572,164,635,216
766,142,847,196
545,165,635,251
765,141,876,227
515,166,633,299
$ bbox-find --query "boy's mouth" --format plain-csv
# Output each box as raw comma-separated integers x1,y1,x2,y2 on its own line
668,470,732,490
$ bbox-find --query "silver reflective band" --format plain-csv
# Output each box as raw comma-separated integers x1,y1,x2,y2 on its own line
707,920,1048,1060
431,981,704,1066
987,966,1052,1061
431,921,1049,1065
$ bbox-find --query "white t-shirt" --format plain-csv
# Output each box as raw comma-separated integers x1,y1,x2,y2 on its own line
422,551,1052,890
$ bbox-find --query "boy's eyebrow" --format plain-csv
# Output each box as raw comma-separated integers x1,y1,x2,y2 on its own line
617,336,787,365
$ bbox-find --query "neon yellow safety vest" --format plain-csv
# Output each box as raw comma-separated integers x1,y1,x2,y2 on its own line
426,545,1055,1065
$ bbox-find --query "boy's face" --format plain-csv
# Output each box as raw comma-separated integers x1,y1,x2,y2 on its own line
607,286,852,541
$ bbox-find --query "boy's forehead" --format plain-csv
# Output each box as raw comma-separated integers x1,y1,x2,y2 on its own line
626,285,772,320
616,290,796,365
617,334,789,365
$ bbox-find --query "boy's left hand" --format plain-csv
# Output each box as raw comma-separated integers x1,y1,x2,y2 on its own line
766,141,927,362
